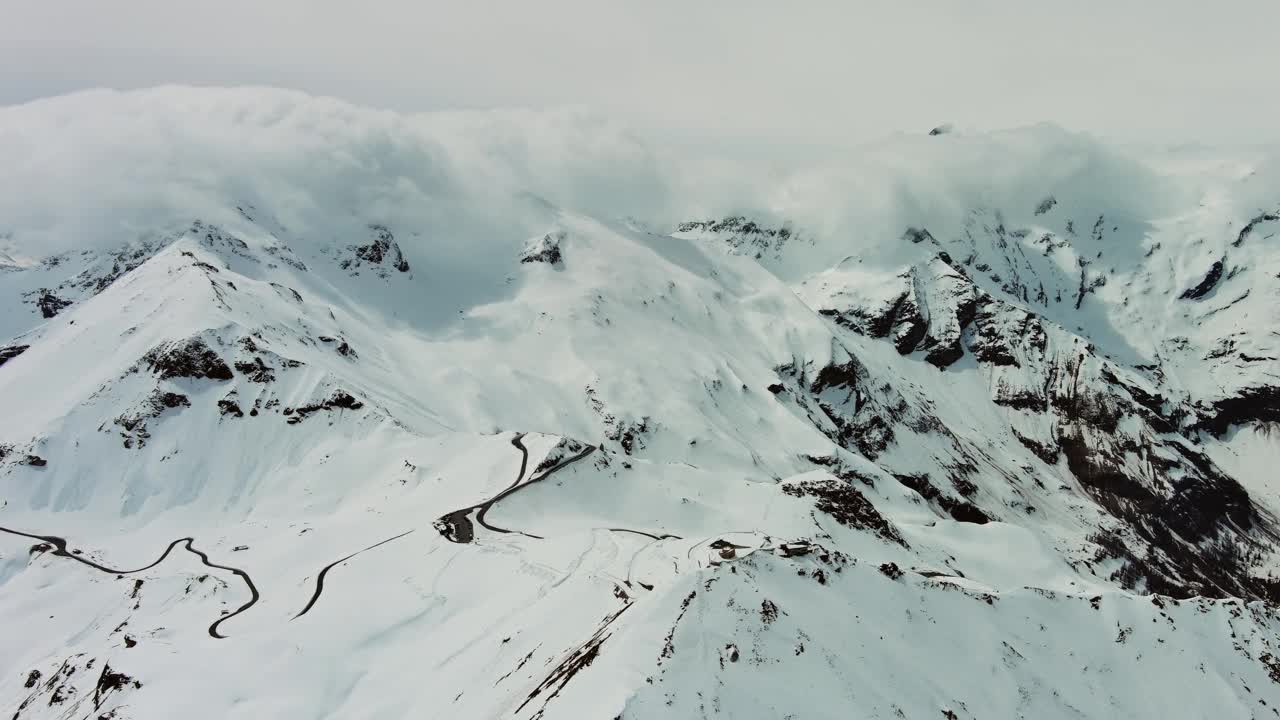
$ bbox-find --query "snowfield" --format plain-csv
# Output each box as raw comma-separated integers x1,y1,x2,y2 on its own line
2,88,1280,719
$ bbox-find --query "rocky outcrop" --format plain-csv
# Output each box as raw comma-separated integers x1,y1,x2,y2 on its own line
339,224,410,277
1233,210,1279,247
114,390,191,448
521,232,565,266
804,238,1279,601
1179,259,1224,300
675,216,801,260
813,258,978,368
142,338,234,381
0,344,29,368
783,477,906,546
284,390,365,425
34,289,73,318
1192,385,1280,437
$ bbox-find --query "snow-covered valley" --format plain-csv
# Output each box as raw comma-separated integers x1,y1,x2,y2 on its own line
2,88,1279,719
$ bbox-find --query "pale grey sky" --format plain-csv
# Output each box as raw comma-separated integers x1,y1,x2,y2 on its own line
3,0,1277,146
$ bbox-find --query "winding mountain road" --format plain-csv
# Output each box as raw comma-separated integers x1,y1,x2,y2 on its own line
435,434,689,550
436,434,596,543
0,524,258,639
292,529,415,619
3,431,677,641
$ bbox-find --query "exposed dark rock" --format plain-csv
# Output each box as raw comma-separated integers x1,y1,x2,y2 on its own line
760,599,780,624
93,663,140,709
606,417,650,455
35,289,73,318
234,357,275,383
143,339,233,381
336,341,358,359
1100,368,1171,431
783,478,906,546
767,383,785,394
1058,427,1152,503
810,360,861,395
218,398,244,418
776,355,920,461
992,383,1047,411
902,227,936,244
1179,259,1224,300
1013,428,1059,464
893,473,990,524
341,224,410,275
1163,471,1255,542
675,217,797,258
845,415,895,459
819,287,927,357
270,283,303,302
155,392,189,409
1052,379,1121,434
0,343,29,368
534,437,589,474
922,291,978,369
521,232,565,265
1034,196,1058,215
115,390,191,448
879,562,904,579
25,454,47,467
285,390,365,424
195,221,255,262
968,298,1046,368
1193,385,1280,437
950,476,978,497
1233,211,1279,247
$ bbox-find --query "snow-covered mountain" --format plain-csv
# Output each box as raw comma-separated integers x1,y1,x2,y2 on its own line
2,88,1279,720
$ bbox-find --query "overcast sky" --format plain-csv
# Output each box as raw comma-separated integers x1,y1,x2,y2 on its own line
3,0,1278,147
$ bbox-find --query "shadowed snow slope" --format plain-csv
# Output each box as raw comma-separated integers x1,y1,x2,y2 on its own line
2,88,1280,720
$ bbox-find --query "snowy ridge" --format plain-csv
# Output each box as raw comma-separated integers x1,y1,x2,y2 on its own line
1,88,1280,719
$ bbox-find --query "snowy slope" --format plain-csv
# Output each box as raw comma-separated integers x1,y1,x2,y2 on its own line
2,89,1280,720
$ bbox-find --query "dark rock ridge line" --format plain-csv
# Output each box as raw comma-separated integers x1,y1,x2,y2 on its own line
515,603,634,716
0,525,258,639
1179,259,1225,300
1234,211,1279,247
284,390,364,425
676,216,799,258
